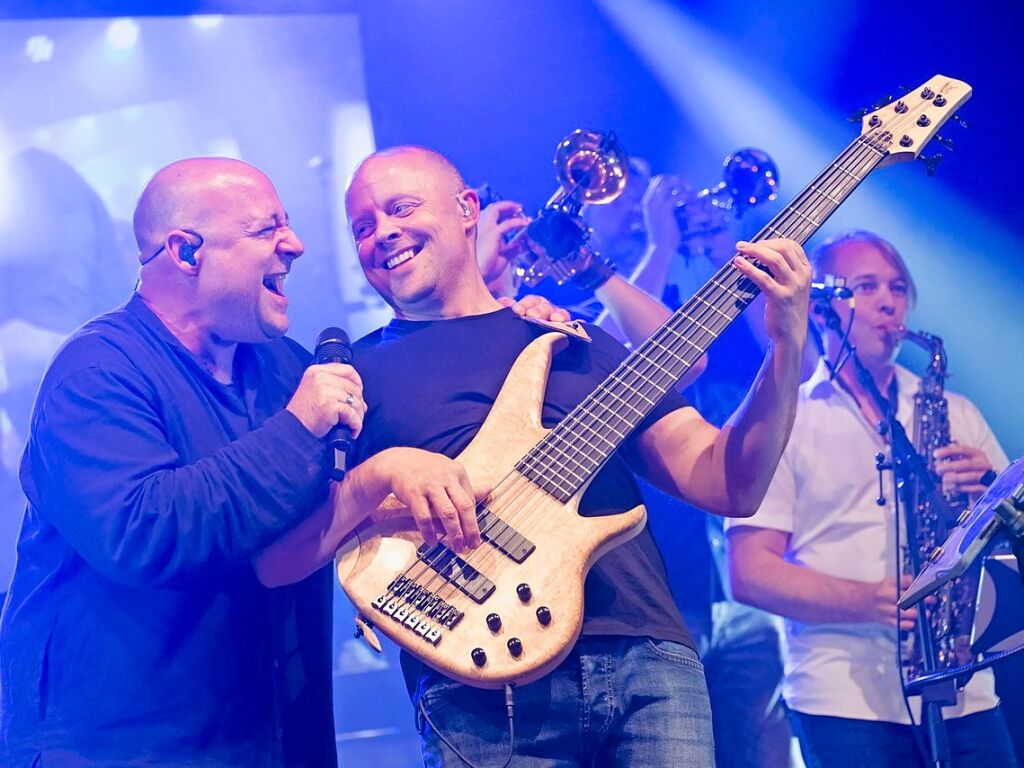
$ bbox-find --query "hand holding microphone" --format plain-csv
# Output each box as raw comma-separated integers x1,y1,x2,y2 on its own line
286,327,365,480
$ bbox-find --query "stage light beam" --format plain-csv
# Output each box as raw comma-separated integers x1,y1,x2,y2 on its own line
0,123,12,232
106,19,139,51
598,0,1024,459
190,16,225,31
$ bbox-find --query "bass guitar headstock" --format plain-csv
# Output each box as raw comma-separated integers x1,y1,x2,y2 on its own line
860,75,971,168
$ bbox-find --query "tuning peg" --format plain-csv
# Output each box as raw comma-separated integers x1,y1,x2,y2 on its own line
918,153,943,176
872,94,894,110
950,113,971,129
846,107,869,123
934,135,956,151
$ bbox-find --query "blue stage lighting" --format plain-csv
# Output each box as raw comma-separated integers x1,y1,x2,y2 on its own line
190,15,224,31
24,34,54,63
105,19,139,51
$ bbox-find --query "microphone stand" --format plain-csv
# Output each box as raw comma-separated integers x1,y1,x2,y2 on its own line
816,299,954,768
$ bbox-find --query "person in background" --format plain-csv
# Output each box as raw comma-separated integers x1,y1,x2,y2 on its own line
0,148,136,597
727,229,1017,767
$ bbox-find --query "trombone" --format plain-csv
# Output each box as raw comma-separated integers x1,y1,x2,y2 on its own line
508,129,629,287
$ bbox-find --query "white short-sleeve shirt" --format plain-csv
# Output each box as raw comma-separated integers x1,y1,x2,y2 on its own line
727,360,1008,723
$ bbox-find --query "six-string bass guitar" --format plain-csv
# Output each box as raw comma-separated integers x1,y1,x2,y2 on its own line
336,75,972,688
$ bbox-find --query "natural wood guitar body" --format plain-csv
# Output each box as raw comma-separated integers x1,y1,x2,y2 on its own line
336,332,646,688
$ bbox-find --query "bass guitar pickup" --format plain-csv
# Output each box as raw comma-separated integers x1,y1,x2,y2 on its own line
477,508,535,563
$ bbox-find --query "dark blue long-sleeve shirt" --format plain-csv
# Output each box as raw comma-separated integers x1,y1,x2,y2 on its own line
0,294,335,767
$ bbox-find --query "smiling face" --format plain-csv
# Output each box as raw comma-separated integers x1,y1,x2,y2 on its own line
821,239,911,369
190,168,305,343
345,149,484,319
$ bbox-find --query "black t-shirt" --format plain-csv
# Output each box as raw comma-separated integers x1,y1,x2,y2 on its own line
352,308,695,655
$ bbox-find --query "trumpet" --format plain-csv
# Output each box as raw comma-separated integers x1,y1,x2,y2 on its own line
675,148,779,259
509,129,629,287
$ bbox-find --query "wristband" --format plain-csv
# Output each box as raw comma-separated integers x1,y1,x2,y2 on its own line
572,257,616,293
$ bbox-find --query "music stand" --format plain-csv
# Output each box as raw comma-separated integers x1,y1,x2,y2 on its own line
900,457,1024,609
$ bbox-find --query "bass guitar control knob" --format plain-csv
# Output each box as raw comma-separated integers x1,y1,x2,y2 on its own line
507,638,523,657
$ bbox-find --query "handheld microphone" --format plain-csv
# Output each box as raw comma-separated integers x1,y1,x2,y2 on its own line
314,327,354,481
809,281,853,301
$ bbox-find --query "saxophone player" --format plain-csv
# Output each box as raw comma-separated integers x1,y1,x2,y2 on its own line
725,229,1018,767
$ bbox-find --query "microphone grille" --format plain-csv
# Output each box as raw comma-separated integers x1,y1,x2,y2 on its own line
314,327,352,364
316,326,350,347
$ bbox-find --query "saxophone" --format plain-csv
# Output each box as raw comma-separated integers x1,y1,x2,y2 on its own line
899,329,978,684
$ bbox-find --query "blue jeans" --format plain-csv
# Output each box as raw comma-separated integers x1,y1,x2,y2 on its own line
788,706,1019,768
411,636,715,767
703,602,790,768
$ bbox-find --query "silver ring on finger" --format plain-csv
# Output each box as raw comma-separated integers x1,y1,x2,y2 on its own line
344,393,355,408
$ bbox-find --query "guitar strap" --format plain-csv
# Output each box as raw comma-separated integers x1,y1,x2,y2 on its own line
522,316,593,344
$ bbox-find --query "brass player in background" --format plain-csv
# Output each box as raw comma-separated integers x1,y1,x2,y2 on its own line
476,151,793,768
727,229,1018,767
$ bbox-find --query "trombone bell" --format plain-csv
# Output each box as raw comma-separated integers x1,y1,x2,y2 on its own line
553,129,629,206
